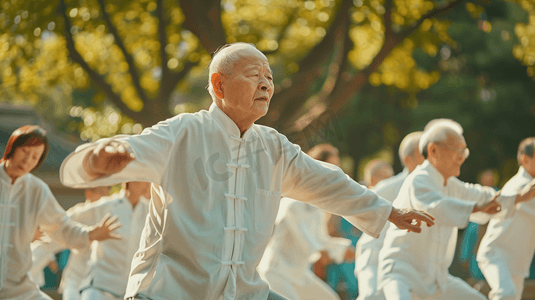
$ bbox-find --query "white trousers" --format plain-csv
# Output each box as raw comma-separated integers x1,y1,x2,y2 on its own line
62,280,81,300
382,275,486,300
356,264,385,300
80,288,122,300
263,270,341,300
479,260,524,300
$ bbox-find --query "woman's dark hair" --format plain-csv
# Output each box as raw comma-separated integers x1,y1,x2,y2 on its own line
1,125,49,171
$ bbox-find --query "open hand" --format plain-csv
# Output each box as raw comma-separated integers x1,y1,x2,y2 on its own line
388,207,435,233
83,140,135,179
88,213,122,242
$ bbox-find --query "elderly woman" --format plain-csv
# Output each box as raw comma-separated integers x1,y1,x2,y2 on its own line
0,125,120,300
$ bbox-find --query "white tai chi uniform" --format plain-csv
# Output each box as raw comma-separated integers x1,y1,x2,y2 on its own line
355,168,408,300
60,103,393,300
376,161,516,300
0,162,90,300
76,193,149,300
258,198,352,300
477,166,535,300
31,200,96,300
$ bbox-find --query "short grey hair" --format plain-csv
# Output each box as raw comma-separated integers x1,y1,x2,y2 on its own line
398,131,423,166
419,123,464,157
364,159,393,186
207,42,261,100
423,118,463,134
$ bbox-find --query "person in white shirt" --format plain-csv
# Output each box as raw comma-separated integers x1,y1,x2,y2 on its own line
0,125,120,300
355,131,424,300
376,123,535,300
59,42,435,300
30,185,111,300
258,144,354,300
477,137,535,300
363,160,394,188
78,181,151,300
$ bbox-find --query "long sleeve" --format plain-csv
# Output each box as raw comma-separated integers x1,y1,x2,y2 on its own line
279,135,392,239
35,184,90,250
407,174,476,228
60,117,179,188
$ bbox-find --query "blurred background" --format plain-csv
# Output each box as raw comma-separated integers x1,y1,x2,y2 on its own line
1,0,535,298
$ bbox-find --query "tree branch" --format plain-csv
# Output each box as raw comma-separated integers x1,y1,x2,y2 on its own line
265,0,354,126
294,0,465,136
58,0,151,126
179,0,226,54
97,0,151,104
398,0,465,39
263,7,300,56
157,0,170,81
278,9,352,127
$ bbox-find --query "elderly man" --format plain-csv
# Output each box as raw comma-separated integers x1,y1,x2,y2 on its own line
364,160,394,188
354,131,424,300
477,137,535,300
376,123,535,300
60,43,434,300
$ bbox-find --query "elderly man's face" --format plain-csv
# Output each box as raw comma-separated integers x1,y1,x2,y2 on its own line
219,48,274,122
431,134,468,179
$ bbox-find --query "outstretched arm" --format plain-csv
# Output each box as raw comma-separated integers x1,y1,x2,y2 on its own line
88,213,122,242
388,207,435,233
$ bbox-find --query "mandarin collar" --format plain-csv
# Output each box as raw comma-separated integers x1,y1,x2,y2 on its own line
519,166,534,181
420,160,448,187
0,161,26,185
0,162,10,184
208,103,257,141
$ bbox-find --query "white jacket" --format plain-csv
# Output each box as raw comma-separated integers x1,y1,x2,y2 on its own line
60,103,393,300
258,198,351,284
477,166,535,278
0,162,90,299
377,161,515,298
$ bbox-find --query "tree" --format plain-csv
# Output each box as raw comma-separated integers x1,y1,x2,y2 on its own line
1,0,478,140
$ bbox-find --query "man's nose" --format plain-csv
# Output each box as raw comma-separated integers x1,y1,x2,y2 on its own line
259,77,270,91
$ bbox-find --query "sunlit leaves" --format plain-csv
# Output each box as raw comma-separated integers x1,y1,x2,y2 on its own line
513,14,535,79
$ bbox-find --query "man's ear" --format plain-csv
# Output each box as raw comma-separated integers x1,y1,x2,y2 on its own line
428,143,437,156
520,154,529,167
211,73,224,99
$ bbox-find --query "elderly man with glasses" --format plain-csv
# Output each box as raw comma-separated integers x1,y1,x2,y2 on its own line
375,122,535,300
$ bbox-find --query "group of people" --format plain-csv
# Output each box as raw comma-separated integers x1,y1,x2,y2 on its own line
0,42,533,300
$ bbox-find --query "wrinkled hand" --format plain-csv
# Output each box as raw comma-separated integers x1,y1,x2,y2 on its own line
388,207,435,233
83,140,136,179
88,213,122,242
516,178,535,204
474,192,502,214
